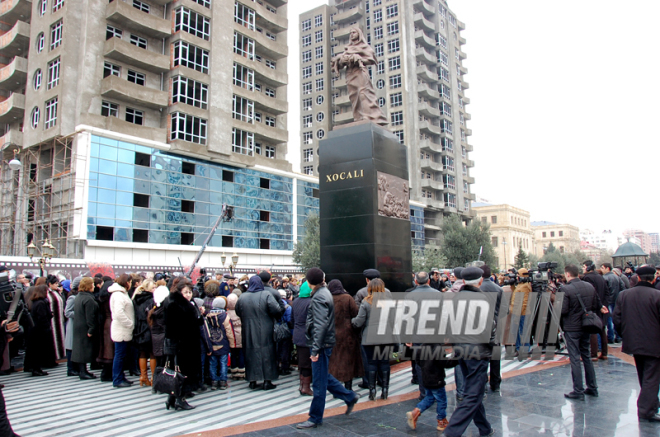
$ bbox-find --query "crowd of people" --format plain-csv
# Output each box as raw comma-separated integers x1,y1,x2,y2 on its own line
0,260,659,437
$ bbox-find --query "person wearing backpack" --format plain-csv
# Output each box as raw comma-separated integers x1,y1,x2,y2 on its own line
201,297,236,390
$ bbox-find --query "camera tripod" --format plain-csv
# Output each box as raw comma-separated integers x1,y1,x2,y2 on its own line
517,283,567,361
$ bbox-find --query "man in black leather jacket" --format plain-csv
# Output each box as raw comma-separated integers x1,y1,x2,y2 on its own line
297,268,359,429
444,267,495,437
582,260,610,360
562,264,606,400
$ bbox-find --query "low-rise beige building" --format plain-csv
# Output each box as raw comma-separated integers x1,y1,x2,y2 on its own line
532,221,580,257
472,203,533,271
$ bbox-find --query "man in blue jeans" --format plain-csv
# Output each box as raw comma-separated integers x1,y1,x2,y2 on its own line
297,268,360,429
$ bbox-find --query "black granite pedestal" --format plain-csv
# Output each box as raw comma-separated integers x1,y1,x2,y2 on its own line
319,122,413,294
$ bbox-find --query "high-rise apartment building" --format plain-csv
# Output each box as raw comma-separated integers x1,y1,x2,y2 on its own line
0,0,321,269
298,0,475,245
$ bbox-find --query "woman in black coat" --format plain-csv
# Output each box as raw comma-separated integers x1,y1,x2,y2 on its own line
71,277,99,380
132,279,156,387
28,285,53,377
164,280,203,411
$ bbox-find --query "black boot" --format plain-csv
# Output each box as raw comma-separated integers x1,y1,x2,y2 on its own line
344,380,352,391
79,363,94,380
165,394,176,410
174,396,195,411
380,369,390,400
101,364,113,382
367,371,377,401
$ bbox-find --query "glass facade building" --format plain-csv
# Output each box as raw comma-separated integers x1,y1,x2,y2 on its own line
410,205,426,250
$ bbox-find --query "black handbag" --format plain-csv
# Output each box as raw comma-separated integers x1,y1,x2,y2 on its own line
576,293,603,334
152,358,186,397
273,320,291,343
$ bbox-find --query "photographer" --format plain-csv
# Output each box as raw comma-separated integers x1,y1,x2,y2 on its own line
510,268,532,354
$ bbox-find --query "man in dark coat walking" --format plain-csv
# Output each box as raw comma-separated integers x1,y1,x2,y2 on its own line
613,265,660,422
562,264,606,400
235,276,282,390
582,260,610,360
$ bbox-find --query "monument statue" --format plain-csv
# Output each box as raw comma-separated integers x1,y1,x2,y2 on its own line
331,28,388,126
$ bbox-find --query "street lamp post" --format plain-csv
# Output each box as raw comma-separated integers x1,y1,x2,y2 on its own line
220,252,239,276
27,239,56,277
502,239,507,271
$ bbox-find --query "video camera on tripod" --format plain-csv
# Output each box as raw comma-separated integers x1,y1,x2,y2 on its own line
0,271,33,333
503,262,558,290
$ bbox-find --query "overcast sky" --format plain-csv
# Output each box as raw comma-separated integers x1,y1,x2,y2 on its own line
286,1,660,236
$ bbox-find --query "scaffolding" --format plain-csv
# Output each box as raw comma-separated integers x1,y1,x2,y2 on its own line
0,133,82,258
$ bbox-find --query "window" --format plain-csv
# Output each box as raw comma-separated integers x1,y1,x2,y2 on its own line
316,112,324,122
390,92,402,107
302,114,312,128
315,14,323,27
389,74,401,89
394,130,404,144
176,7,211,40
103,62,120,78
231,128,253,155
254,112,261,123
233,63,253,90
386,3,398,18
391,111,403,126
388,56,400,71
374,43,383,57
386,21,399,36
181,200,195,213
440,84,451,99
125,108,143,125
303,148,313,162
441,102,452,116
374,9,382,22
129,34,147,49
233,32,254,61
315,62,323,75
438,34,448,49
96,226,114,241
101,101,118,117
444,193,456,208
550,231,555,237
302,82,312,94
302,66,312,79
51,0,64,10
260,239,270,250
302,50,312,63
302,19,311,32
441,120,452,134
33,70,42,90
127,70,146,86
440,67,450,82
36,33,45,53
316,95,324,105
50,20,63,50
172,113,208,145
559,231,564,237
374,26,383,39
438,50,448,66
387,38,399,53
133,193,149,208
442,137,453,152
442,156,454,171
302,34,312,47
265,116,276,127
303,166,313,175
462,163,467,175
316,78,324,92
106,25,122,40
303,131,313,144
39,0,47,15
302,98,312,111
317,129,325,139
542,232,547,238
315,46,323,59
182,162,195,175
234,2,255,31
265,87,275,98
265,145,275,158
378,97,385,107
491,237,498,247
31,107,40,129
315,30,323,43
133,0,148,12
374,0,381,5
45,97,58,129
232,95,254,123
376,79,384,89
491,216,497,224
175,40,210,73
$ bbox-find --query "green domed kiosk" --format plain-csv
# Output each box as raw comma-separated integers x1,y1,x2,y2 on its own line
612,241,649,267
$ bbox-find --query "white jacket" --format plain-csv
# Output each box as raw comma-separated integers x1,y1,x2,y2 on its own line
109,283,135,342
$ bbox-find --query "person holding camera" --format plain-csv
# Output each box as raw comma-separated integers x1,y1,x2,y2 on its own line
0,318,21,436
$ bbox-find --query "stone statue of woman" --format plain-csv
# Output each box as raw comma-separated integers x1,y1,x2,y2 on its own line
331,27,388,126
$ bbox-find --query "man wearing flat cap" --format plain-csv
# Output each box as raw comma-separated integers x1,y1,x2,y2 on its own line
445,266,495,437
219,275,234,298
614,265,660,422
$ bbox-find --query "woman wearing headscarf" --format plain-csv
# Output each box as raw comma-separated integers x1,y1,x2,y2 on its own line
71,277,99,380
234,276,282,390
109,274,135,387
96,276,115,382
164,280,203,410
148,285,169,369
45,275,66,366
132,279,156,387
327,279,362,390
27,285,53,376
352,278,391,400
291,280,313,396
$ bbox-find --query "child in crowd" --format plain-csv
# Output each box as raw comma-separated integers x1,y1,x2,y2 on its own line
226,293,245,380
406,350,450,432
202,296,236,390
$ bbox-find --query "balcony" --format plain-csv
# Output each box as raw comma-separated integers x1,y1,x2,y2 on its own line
0,0,31,27
0,56,27,92
464,158,475,168
414,30,435,49
459,65,468,75
333,77,347,89
419,101,440,118
413,0,434,16
464,175,475,184
459,79,469,90
415,47,435,65
101,75,167,110
459,35,466,45
417,82,439,100
419,138,441,154
334,0,360,7
104,37,169,74
334,94,350,107
334,5,363,24
466,128,472,136
254,1,287,33
419,120,440,136
413,13,434,33
254,31,288,60
233,54,287,88
463,112,471,120
0,126,22,149
0,21,29,59
232,84,287,115
106,0,170,39
334,26,352,41
457,19,466,31
421,179,442,191
416,65,438,83
333,111,353,124
420,158,441,172
458,50,467,60
462,96,470,105
232,118,287,144
0,93,24,126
